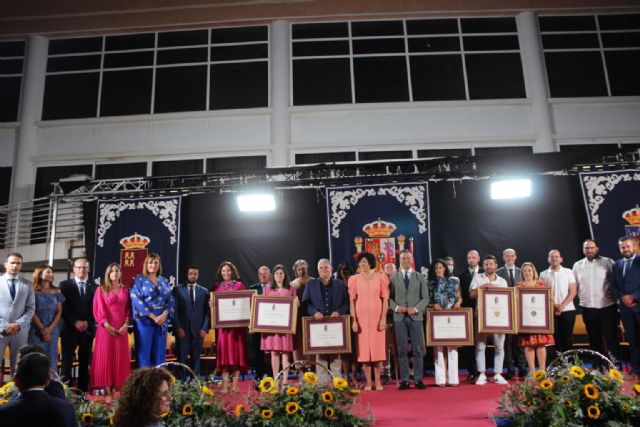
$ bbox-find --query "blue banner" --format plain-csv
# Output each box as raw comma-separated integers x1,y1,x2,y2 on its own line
93,196,181,287
326,183,431,273
579,170,640,259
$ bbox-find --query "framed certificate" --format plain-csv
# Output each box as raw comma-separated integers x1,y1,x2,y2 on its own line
211,290,255,328
249,295,298,334
426,308,474,347
516,287,553,334
302,316,351,355
478,287,516,334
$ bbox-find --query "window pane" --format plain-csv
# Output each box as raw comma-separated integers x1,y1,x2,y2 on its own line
463,35,519,51
0,59,23,74
100,69,152,116
158,30,208,47
353,56,409,103
295,152,356,164
42,73,99,120
351,21,404,37
601,32,640,48
475,146,533,156
157,48,207,65
154,66,207,113
353,38,405,54
206,156,267,172
466,53,525,99
460,18,516,33
105,33,154,51
0,76,21,122
417,148,472,158
211,26,268,43
359,151,412,160
292,40,350,57
104,51,154,68
49,37,102,55
210,44,268,61
410,55,465,101
0,41,26,57
605,50,640,96
408,37,460,53
35,165,93,198
95,162,147,179
47,55,101,72
541,33,600,49
406,19,458,35
539,16,596,32
152,159,203,176
544,51,607,97
293,58,351,105
292,22,349,39
210,62,268,109
598,13,640,30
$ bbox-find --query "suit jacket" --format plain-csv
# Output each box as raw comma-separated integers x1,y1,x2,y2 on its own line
59,278,96,336
0,389,76,427
0,274,35,335
302,277,349,316
389,270,430,322
612,255,640,313
172,283,211,337
496,266,522,287
9,379,66,401
457,268,483,309
249,282,269,296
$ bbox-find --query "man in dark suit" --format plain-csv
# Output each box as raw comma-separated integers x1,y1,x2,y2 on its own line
302,258,349,385
458,250,481,383
248,266,271,381
496,248,526,379
389,250,430,390
611,236,640,375
9,344,66,401
172,265,210,378
0,352,76,427
59,257,96,391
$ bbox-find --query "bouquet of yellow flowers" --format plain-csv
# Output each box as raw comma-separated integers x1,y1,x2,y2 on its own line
0,381,17,405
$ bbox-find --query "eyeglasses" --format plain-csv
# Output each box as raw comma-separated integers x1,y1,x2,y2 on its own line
74,266,89,269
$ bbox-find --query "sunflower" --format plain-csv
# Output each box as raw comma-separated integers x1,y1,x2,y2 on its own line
182,404,193,416
587,405,600,420
533,370,546,382
285,401,300,415
333,377,349,390
569,366,585,379
321,391,334,403
258,377,276,392
109,414,115,425
545,395,555,403
349,388,361,395
303,371,318,384
0,381,15,397
261,409,274,420
81,413,94,424
622,403,631,413
539,379,553,390
169,374,177,385
583,384,599,400
634,383,640,394
564,400,573,409
202,385,214,396
324,406,335,418
235,404,244,417
286,386,299,396
608,369,623,382
560,375,571,383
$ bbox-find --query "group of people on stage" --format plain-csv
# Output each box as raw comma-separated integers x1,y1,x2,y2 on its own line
0,234,638,408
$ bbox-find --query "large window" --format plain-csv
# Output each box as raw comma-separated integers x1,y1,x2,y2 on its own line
0,41,26,122
291,17,525,106
540,13,640,97
42,26,269,120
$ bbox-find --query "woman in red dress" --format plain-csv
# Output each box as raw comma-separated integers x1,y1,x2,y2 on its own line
516,262,554,374
90,263,131,400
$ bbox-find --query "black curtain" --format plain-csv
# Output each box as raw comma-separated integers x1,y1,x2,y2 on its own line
180,189,328,290
429,175,590,272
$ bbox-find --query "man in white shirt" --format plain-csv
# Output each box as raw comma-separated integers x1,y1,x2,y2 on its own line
470,255,509,385
572,239,619,370
540,249,578,354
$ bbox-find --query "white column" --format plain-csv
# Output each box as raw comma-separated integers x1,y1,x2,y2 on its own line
270,20,291,167
12,35,48,202
517,12,555,153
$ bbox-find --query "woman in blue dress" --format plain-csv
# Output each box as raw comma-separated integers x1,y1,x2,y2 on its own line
29,264,65,366
130,253,175,368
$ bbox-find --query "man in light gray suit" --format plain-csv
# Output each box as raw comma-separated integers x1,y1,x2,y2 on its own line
389,250,429,390
0,252,36,374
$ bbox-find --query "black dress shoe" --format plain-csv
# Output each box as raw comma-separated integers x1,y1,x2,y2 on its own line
399,381,410,390
415,381,426,390
467,373,477,383
505,371,515,380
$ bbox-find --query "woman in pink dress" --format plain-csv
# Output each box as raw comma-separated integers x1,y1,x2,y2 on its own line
90,263,131,400
214,261,248,393
349,252,389,391
260,264,297,386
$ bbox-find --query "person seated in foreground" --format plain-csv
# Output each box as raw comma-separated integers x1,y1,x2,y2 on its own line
9,343,66,401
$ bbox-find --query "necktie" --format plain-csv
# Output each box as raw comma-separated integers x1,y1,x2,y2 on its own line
78,282,85,298
470,269,475,278
8,278,16,301
189,285,195,304
624,258,632,279
404,272,410,289
508,269,515,286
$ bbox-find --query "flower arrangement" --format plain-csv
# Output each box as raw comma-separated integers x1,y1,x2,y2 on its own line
496,355,640,426
0,381,17,401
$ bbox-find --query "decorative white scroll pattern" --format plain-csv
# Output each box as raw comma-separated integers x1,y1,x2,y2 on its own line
582,172,640,224
96,198,180,247
328,184,427,238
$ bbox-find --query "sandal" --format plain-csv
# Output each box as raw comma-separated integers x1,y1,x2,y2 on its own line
363,385,372,391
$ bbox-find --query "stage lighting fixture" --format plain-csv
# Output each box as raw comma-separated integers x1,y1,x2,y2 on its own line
490,179,531,200
237,193,276,212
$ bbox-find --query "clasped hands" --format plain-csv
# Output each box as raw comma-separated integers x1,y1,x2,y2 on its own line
396,306,418,315
621,295,638,308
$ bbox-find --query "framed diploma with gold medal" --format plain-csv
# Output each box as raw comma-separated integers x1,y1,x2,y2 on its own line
478,287,516,334
249,295,298,334
302,316,351,355
211,290,255,328
516,287,553,334
426,308,474,347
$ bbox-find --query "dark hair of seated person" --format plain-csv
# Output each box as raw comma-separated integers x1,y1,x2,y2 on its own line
18,343,46,360
16,353,51,391
114,367,173,427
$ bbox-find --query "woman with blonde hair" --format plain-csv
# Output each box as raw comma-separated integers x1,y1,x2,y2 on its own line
90,263,131,399
29,264,65,366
